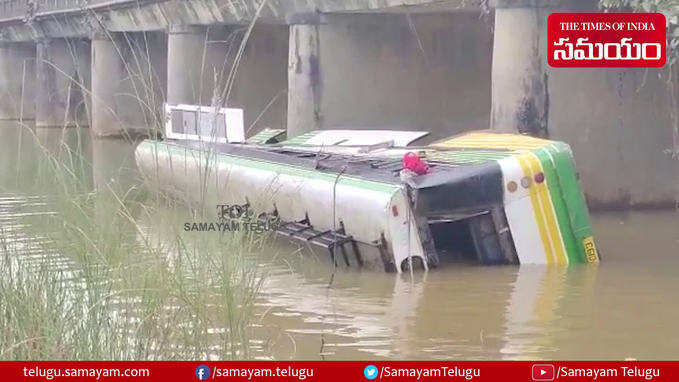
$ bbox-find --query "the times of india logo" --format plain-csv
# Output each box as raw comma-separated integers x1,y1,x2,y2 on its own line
548,13,667,68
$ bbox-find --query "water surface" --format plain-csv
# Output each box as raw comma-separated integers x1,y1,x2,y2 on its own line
1,123,677,360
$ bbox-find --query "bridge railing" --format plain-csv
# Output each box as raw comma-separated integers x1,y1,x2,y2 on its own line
0,0,131,21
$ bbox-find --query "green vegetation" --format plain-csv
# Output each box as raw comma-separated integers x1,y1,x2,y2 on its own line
0,0,275,359
0,127,266,360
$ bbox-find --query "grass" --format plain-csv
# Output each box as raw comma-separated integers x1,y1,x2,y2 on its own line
0,126,267,360
0,0,283,360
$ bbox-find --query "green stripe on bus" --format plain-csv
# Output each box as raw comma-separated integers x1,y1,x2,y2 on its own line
542,143,595,262
246,128,285,144
283,131,320,145
429,150,513,164
533,146,582,263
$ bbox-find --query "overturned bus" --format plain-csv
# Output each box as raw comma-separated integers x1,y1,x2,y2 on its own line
135,104,600,272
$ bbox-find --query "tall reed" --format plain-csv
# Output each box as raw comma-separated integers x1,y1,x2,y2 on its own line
1,0,278,360
0,125,265,361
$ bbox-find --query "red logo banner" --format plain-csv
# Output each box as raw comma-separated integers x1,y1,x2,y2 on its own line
548,12,667,68
3,361,679,381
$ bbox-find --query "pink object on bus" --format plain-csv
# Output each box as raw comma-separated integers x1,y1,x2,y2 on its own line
402,152,430,175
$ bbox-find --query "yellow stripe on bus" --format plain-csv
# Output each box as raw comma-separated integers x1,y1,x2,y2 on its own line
438,142,540,151
434,133,552,151
515,155,554,265
526,153,569,265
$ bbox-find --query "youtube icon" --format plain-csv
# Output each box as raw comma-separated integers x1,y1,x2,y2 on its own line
532,364,555,381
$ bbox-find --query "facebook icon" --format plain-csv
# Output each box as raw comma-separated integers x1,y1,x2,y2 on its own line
195,364,211,380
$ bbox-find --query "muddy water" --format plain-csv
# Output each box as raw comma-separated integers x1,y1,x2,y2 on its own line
1,123,678,360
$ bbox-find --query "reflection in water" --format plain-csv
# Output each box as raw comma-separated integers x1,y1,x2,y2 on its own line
0,124,93,192
91,138,138,193
501,266,598,359
1,122,678,360
501,266,554,359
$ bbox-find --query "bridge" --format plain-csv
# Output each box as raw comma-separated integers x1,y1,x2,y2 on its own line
0,0,676,208
0,0,480,37
0,0,488,134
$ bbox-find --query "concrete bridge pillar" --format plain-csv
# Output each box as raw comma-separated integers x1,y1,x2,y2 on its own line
166,24,288,134
0,42,35,120
287,17,321,138
490,0,552,137
285,13,492,141
91,33,126,137
36,38,90,127
167,25,206,105
91,31,164,138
